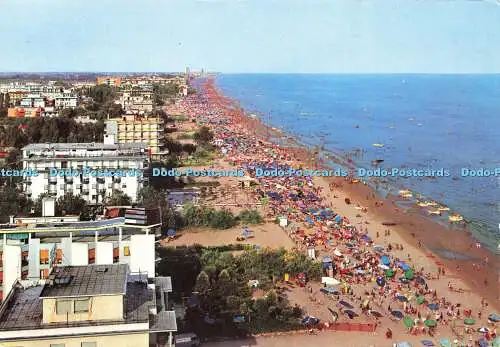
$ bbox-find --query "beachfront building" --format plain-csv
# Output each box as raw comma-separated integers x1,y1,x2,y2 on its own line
21,142,149,204
0,263,177,347
0,204,162,302
104,115,166,157
97,76,122,87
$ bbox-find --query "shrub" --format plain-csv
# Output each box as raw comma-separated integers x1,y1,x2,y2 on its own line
238,209,263,224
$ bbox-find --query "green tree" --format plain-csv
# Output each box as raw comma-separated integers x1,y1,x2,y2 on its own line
55,193,87,216
105,189,132,206
193,126,214,145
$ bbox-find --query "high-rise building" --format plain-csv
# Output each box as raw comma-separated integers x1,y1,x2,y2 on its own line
104,115,166,156
22,143,149,204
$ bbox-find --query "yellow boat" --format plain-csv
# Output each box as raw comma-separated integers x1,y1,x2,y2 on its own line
399,190,413,198
449,215,464,223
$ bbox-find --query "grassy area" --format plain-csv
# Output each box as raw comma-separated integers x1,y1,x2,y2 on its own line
176,132,194,140
169,114,190,122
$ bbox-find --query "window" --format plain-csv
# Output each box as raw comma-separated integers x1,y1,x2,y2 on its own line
55,300,72,315
81,342,97,347
124,246,130,256
74,298,89,313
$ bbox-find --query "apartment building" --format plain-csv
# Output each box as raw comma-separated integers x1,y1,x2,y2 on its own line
0,204,162,302
104,115,166,156
22,142,149,204
0,264,177,347
96,76,122,87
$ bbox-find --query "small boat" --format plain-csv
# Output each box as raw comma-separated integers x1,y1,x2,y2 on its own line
438,206,450,212
449,215,464,223
428,210,441,216
399,190,413,198
417,201,431,207
372,143,384,148
371,159,384,165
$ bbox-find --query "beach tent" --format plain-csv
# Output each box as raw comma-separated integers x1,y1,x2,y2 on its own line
385,269,395,278
439,338,451,347
397,261,411,271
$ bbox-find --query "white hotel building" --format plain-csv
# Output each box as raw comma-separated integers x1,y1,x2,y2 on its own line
22,143,149,204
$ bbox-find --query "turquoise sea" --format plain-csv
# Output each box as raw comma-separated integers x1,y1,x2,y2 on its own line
214,74,500,254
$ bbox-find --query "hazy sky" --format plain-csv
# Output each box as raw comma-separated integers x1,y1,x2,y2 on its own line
1,0,499,73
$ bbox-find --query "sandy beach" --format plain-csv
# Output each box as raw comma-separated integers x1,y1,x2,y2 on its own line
163,78,499,346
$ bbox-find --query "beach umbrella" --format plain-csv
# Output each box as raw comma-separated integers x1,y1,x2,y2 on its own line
421,341,434,346
417,296,425,305
488,313,500,322
397,295,409,302
478,327,490,333
405,269,414,280
439,338,451,347
339,300,354,309
424,320,437,327
344,310,358,319
376,276,386,287
428,303,439,311
416,277,426,285
397,261,411,271
385,269,395,278
370,311,383,318
328,308,339,321
464,318,475,325
403,316,415,328
373,245,384,253
392,311,404,320
381,255,391,265
322,286,338,294
399,277,410,284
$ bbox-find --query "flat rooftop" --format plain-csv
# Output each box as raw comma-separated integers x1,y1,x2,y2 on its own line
0,277,151,331
0,216,162,235
22,142,147,151
40,264,128,298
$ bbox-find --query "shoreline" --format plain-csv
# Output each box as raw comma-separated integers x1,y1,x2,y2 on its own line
200,77,499,311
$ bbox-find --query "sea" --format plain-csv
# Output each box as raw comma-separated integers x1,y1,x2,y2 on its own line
214,74,500,254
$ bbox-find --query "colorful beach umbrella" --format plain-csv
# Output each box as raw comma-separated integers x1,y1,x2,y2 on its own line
405,269,414,280
424,319,437,327
417,296,425,305
397,295,409,302
381,255,391,265
392,310,404,319
385,269,395,278
376,276,386,287
464,318,475,325
428,303,439,311
403,316,415,328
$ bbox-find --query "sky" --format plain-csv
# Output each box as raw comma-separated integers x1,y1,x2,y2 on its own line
0,0,499,73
